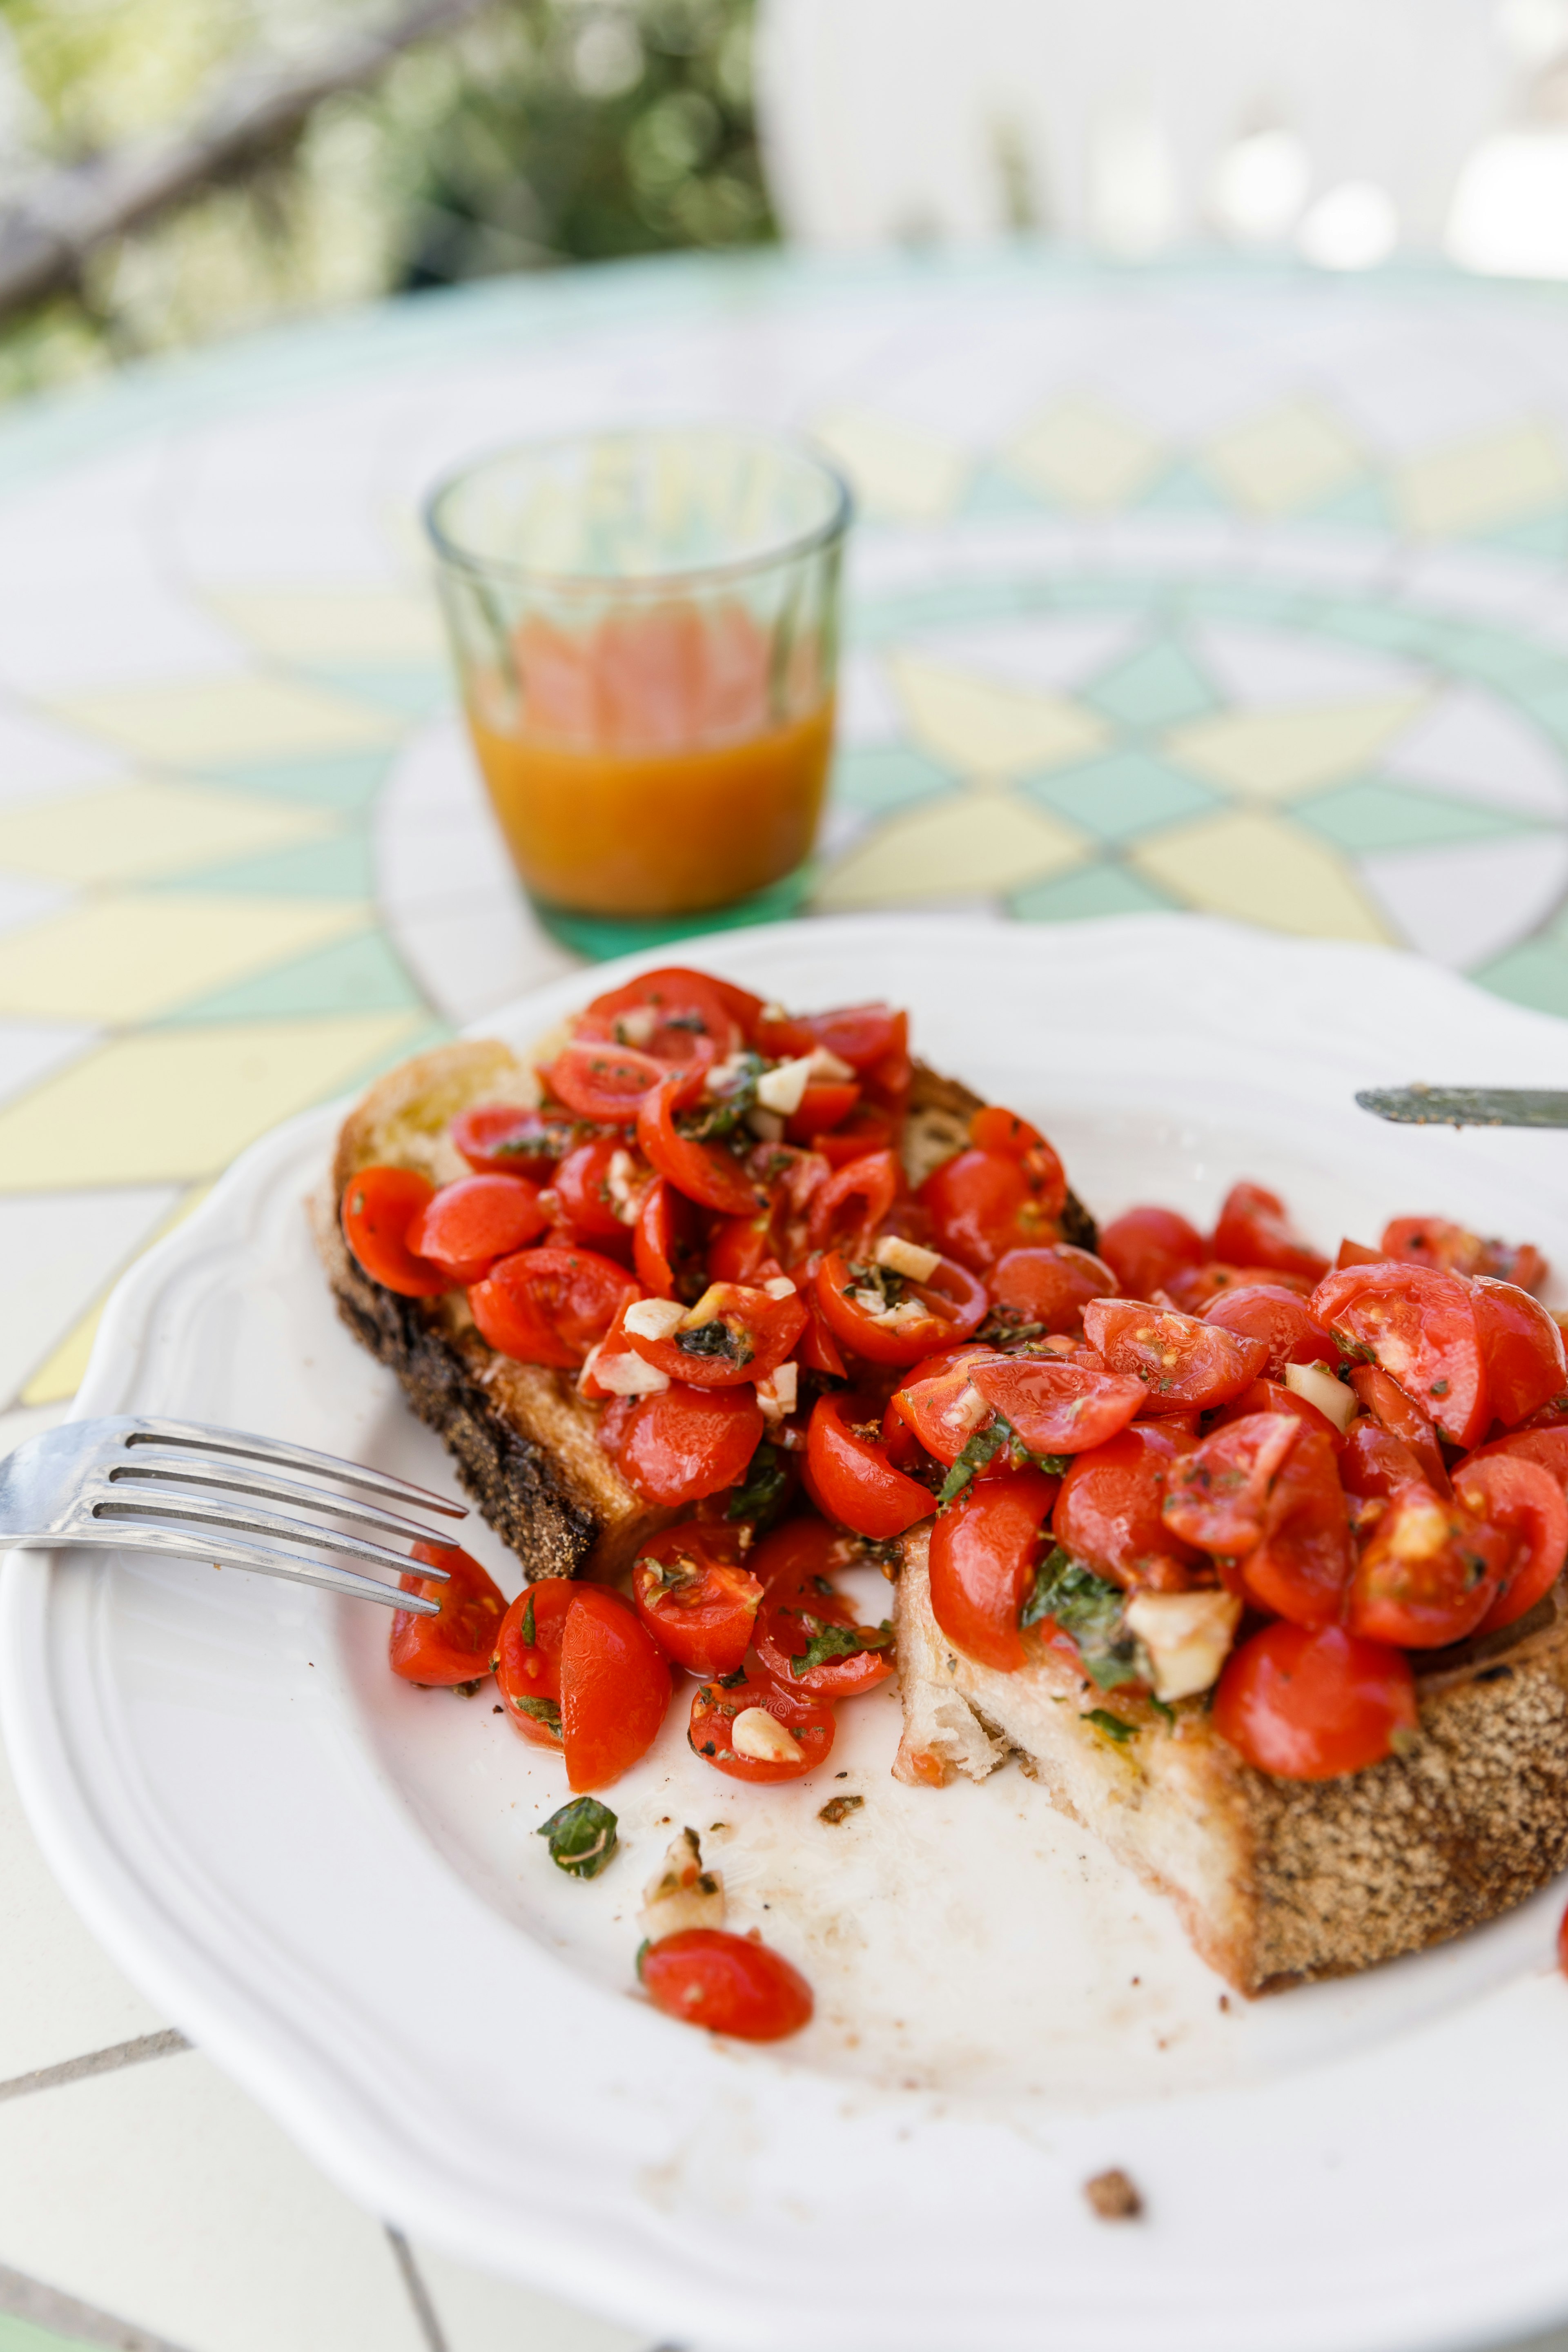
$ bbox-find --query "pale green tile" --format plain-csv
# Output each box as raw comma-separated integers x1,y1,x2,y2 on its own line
1473,937,1568,1016
158,929,423,1023
1316,601,1433,654
1300,476,1395,531
1295,777,1535,852
962,461,1053,521
1136,461,1229,515
154,832,374,896
1477,509,1568,559
1085,639,1215,727
1023,749,1217,841
305,664,451,717
1174,581,1303,624
833,744,953,813
1011,862,1175,921
1505,677,1568,750
204,751,394,810
0,2311,99,2352
853,581,1044,643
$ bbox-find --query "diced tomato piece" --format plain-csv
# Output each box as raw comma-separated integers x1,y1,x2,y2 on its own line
1380,1216,1548,1295
632,1521,763,1677
1338,1416,1428,1504
1346,1364,1450,1495
610,1382,764,1507
544,1038,668,1121
1212,1181,1328,1283
1213,1621,1416,1779
633,1176,706,1301
1051,1425,1203,1592
625,1280,807,1390
1096,1205,1205,1302
804,1392,934,1540
408,1173,548,1283
341,1166,451,1297
986,1243,1117,1334
580,967,744,1063
1452,1453,1568,1633
1162,1414,1301,1553
1347,1481,1511,1648
1336,1238,1383,1270
687,1663,835,1782
806,1150,902,1255
450,1104,578,1180
966,1352,1146,1455
814,1245,987,1368
1082,1298,1267,1409
388,1541,506,1685
929,1468,1059,1672
1240,1426,1352,1628
1202,1283,1334,1380
469,1245,637,1368
1473,1276,1567,1428
493,1579,576,1744
1312,1262,1490,1450
784,1079,860,1144
810,1107,895,1165
640,1928,813,2040
755,1560,894,1699
636,1073,760,1217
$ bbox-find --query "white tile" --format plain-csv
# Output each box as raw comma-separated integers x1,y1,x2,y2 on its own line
0,2051,426,2352
376,805,514,918
0,1022,98,1114
899,614,1141,695
0,1187,180,1410
1358,832,1568,970
0,879,75,940
411,2240,646,2352
1382,688,1568,819
0,705,129,807
1188,623,1428,709
837,652,902,748
391,898,579,1028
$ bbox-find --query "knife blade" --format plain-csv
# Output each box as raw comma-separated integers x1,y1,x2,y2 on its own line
1356,1086,1568,1128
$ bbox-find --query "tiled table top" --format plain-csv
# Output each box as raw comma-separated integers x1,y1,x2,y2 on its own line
9,243,1568,2346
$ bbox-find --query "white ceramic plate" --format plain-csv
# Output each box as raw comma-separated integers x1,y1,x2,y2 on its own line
10,913,1568,2352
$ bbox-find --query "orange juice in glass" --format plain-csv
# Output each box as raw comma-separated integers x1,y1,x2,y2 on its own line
425,427,851,944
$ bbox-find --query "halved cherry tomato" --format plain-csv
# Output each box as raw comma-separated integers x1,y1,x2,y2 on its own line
450,1103,579,1180
493,1579,577,1744
552,1137,641,1249
611,1381,764,1506
1163,1261,1312,1312
1381,1216,1548,1295
1202,1283,1334,1380
813,1246,987,1368
341,1166,450,1297
633,1176,706,1302
750,1513,867,1597
581,966,744,1063
469,1245,637,1367
1240,1426,1352,1627
1081,1299,1267,1409
688,1663,835,1781
928,1468,1058,1672
639,1927,813,2040
632,1523,763,1676
625,1281,807,1390
1452,1454,1568,1633
1337,1415,1428,1504
1213,1621,1416,1779
806,1150,902,1255
986,1244,1117,1334
1473,1276,1567,1428
755,1560,894,1698
1051,1425,1203,1591
388,1541,506,1684
797,1292,847,1379
1312,1262,1490,1450
891,1358,998,1466
1162,1414,1300,1554
968,1106,1069,1213
784,1078,860,1144
811,1106,896,1166
805,1392,934,1539
1096,1205,1205,1302
407,1173,548,1283
706,1202,776,1286
917,1148,1064,1272
967,1352,1146,1454
1460,1424,1568,1490
1347,1481,1512,1647
544,1038,668,1120
1212,1377,1343,1444
1336,1237,1383,1270
558,1585,670,1790
1212,1182,1328,1283
637,1073,759,1217
1347,1364,1450,1494
756,999,902,1071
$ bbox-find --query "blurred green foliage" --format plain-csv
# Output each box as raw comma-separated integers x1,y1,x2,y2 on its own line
0,0,773,399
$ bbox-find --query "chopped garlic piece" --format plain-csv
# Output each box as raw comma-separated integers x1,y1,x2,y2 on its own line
755,1055,815,1116
805,1045,855,1084
1123,1590,1243,1704
703,1054,749,1097
731,1708,805,1764
763,1275,798,1300
875,1234,942,1282
756,1362,799,1419
615,1005,658,1048
590,1350,670,1397
747,1106,786,1142
605,1148,642,1222
939,1381,990,1442
639,1827,725,1939
624,1297,686,1342
849,1290,930,1329
1283,1359,1356,1433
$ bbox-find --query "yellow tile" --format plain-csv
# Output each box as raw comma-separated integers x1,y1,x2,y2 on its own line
49,677,401,763
812,408,970,522
1165,697,1423,799
815,792,1086,908
1396,421,1568,538
22,1182,214,1406
207,590,444,663
1203,400,1361,516
0,781,338,885
0,896,368,1023
0,1014,425,1191
1129,809,1389,941
1005,399,1162,509
890,654,1107,778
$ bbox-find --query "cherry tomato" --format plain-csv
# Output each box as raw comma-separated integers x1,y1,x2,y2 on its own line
1452,1454,1568,1633
1558,1901,1568,1980
891,1358,999,1466
1460,1424,1568,1490
1096,1205,1205,1302
797,1292,847,1379
388,1541,506,1685
814,1246,987,1368
611,1381,764,1506
493,1579,577,1744
469,1245,638,1368
806,1150,902,1255
637,1073,759,1217
811,1106,897,1166
755,998,902,1070
1162,1413,1301,1554
406,1173,548,1283
1381,1216,1548,1295
341,1166,450,1297
750,1513,867,1596
1346,1365,1451,1495
626,1280,807,1390
1051,1425,1203,1591
805,1392,935,1539
918,1148,1063,1272
1081,1298,1268,1409
1212,1181,1328,1283
1163,1261,1312,1312
450,1103,579,1180
688,1663,835,1781
1336,1237,1383,1270
552,1138,641,1249
633,1176,706,1301
784,1078,861,1144
640,1927,813,2040
1337,1415,1428,1504
1212,1376,1344,1444
968,1106,1069,1211
581,966,744,1063
1213,1621,1416,1779
986,1243,1117,1334
544,1038,669,1120
755,1557,894,1698
1347,1482,1511,1648
1312,1263,1490,1449
555,1586,671,1790
1202,1283,1334,1380
1240,1426,1352,1628
929,1468,1058,1671
1473,1276,1567,1428
967,1352,1146,1454
631,1523,762,1676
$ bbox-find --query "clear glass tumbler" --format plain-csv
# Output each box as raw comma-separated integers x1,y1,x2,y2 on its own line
425,425,851,951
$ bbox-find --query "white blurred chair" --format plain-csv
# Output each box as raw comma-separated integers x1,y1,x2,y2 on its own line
754,0,1568,274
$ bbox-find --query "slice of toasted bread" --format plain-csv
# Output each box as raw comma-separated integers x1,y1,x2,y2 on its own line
893,1527,1568,1993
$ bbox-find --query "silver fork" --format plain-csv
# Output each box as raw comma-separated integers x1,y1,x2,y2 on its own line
0,1416,471,1616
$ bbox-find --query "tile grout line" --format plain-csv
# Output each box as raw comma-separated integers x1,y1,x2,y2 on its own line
0,2028,190,2105
385,2228,451,2352
0,2258,195,2352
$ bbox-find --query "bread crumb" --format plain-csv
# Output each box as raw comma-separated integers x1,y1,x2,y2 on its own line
1084,2169,1143,2222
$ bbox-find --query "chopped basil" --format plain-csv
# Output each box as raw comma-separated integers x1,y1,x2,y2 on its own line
537,1796,618,1879
519,1593,536,1648
510,1694,562,1737
725,1441,788,1527
792,1617,893,1677
635,1936,651,1980
715,1665,749,1688
1085,1708,1136,1744
676,1317,754,1367
818,1793,864,1824
1021,1550,1144,1690
1149,1697,1176,1731
678,1051,764,1140
975,1307,1047,1348
938,1417,1071,1507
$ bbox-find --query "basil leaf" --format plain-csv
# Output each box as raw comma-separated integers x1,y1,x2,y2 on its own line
510,1694,562,1737
679,1051,764,1140
725,1441,788,1527
791,1617,894,1677
937,1421,1009,1506
677,1318,754,1367
519,1593,536,1648
1085,1708,1136,1744
537,1796,618,1879
1020,1550,1145,1688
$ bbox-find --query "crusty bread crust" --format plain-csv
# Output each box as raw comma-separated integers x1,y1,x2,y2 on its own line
894,1530,1568,1993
